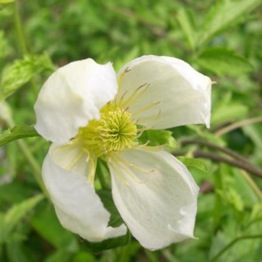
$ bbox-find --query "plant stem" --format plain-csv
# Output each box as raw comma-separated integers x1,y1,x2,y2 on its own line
210,234,262,261
16,139,49,197
215,117,262,137
6,120,48,197
181,138,248,163
96,160,110,189
14,0,28,56
241,170,262,200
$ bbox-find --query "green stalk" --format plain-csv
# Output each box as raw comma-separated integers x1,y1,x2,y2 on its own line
16,139,48,197
241,170,262,200
96,160,110,189
6,119,49,198
14,0,28,56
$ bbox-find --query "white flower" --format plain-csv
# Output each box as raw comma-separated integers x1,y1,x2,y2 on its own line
34,55,211,250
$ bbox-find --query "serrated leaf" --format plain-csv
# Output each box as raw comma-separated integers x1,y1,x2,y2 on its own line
196,0,261,47
178,157,208,173
0,124,40,147
197,47,253,76
0,54,54,101
0,194,44,243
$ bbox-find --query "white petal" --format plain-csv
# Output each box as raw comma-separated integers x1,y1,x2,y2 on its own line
108,148,199,250
35,59,118,144
42,153,127,242
116,55,211,129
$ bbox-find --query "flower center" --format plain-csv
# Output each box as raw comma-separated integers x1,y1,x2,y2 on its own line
77,104,137,157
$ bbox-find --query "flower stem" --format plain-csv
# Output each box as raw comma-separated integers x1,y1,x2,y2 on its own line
96,160,110,189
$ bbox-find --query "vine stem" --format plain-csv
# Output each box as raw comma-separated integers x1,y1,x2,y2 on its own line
181,139,248,163
193,150,262,178
180,139,262,178
210,234,262,261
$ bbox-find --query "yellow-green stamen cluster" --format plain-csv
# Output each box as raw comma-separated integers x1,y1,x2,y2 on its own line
78,104,137,157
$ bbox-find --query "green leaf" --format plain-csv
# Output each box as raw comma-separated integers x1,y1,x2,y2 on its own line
84,232,131,253
0,124,40,147
83,189,131,252
31,201,78,249
45,249,74,262
196,0,261,47
177,7,196,50
178,157,208,173
0,54,54,101
139,130,177,150
212,93,248,125
5,241,29,262
0,194,44,243
0,0,14,4
197,47,253,76
72,251,96,262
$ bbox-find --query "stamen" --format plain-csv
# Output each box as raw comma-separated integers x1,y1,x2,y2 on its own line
136,108,162,128
118,83,149,109
131,101,160,117
77,105,138,158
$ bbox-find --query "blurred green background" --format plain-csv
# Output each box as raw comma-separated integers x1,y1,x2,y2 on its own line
0,0,262,261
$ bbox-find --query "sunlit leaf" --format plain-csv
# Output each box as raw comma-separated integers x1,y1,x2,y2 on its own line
139,130,177,150
0,0,14,4
197,47,253,76
196,0,261,47
178,157,208,173
0,54,54,101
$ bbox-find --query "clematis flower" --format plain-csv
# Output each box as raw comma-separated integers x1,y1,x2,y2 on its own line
34,55,211,250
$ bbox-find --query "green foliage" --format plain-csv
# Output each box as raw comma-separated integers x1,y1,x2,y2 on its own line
198,47,253,76
195,0,261,48
139,129,177,150
0,124,39,147
0,194,43,244
0,0,261,261
0,54,54,101
0,0,14,4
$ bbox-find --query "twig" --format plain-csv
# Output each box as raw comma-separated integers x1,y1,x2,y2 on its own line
215,117,262,137
181,139,248,163
193,150,262,178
